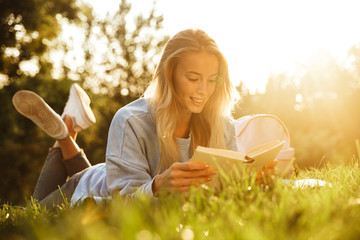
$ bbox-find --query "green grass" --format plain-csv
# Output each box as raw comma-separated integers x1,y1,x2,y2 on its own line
2,162,360,240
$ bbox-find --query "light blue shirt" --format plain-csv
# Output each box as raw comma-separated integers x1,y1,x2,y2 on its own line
71,98,237,204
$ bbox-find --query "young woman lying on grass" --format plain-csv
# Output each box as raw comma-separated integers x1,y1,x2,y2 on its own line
12,29,250,208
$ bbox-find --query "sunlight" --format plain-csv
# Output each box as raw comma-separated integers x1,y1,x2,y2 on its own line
157,0,360,93
0,74,9,88
19,58,39,77
84,0,360,93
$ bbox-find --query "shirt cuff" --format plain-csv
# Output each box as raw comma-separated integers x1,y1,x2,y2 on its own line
146,175,158,199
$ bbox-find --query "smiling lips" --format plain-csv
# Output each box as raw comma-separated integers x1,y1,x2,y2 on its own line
190,96,205,104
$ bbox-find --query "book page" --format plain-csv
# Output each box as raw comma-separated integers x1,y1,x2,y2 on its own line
246,140,285,172
190,148,249,189
190,140,285,189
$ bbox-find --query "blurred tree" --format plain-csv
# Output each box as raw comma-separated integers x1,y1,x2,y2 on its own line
0,0,82,84
0,0,168,205
0,0,85,205
41,0,169,165
235,50,359,169
81,0,169,99
70,0,169,165
348,43,360,85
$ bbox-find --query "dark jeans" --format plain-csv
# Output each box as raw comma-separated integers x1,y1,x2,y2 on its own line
33,147,91,208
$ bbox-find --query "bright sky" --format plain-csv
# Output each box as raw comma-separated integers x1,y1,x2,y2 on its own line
85,0,360,93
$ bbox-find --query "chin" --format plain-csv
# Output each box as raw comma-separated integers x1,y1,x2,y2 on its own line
190,107,205,114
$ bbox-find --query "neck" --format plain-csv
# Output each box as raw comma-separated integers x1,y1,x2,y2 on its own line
174,113,192,138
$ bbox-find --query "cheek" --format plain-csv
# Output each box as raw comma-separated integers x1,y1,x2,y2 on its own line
208,84,216,97
173,76,185,95
176,80,192,97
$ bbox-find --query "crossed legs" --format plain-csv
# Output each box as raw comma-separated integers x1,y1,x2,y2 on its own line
12,84,96,207
33,115,91,202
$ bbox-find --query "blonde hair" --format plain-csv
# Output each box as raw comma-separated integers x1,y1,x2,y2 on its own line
144,29,238,173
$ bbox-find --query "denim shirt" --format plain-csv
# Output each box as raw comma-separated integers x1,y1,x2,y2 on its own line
71,98,237,204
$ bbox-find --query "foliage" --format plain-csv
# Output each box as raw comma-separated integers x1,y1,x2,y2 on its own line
73,0,169,166
0,0,168,205
0,0,83,205
1,0,360,216
234,49,360,168
80,0,169,99
1,162,360,239
0,0,80,83
0,77,76,204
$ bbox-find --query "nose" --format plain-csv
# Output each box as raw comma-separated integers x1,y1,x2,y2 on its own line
197,79,207,94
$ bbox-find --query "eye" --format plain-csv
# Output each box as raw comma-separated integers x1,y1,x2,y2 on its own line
208,76,218,83
187,76,199,81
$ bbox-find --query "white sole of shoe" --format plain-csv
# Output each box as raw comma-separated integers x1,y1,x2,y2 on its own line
12,91,68,139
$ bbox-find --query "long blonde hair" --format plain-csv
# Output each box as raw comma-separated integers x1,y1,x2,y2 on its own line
144,29,238,173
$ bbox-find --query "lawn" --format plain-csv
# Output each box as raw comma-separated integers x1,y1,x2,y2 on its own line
1,162,360,240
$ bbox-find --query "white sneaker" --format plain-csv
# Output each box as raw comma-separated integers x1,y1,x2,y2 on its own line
61,84,96,132
12,90,69,140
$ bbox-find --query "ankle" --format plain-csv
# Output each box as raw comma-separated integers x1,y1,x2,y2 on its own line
53,141,60,148
63,115,77,140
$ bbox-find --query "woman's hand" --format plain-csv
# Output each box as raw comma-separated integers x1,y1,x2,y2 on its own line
255,159,279,185
152,161,216,195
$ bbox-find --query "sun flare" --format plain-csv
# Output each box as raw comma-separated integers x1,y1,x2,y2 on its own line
84,0,360,93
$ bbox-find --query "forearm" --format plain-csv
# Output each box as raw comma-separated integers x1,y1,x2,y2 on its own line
120,178,157,200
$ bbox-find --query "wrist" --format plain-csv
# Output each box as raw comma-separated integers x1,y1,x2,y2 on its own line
152,175,160,197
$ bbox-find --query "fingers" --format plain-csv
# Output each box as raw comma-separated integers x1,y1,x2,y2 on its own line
172,161,209,171
170,168,216,179
153,162,217,195
172,162,216,176
256,161,279,185
169,162,216,179
263,159,279,169
171,176,211,187
170,177,212,192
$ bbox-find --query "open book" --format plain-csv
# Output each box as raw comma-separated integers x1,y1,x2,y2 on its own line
190,140,285,188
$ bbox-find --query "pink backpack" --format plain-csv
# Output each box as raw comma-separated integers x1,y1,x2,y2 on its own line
234,114,295,177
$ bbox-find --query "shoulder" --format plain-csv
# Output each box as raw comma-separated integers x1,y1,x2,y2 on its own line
115,98,148,117
111,98,154,126
110,98,154,131
223,116,237,151
223,116,236,132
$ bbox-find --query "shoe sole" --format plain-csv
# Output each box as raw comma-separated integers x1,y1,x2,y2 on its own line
12,91,68,139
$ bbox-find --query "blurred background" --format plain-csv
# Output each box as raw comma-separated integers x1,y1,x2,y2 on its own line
1,0,360,204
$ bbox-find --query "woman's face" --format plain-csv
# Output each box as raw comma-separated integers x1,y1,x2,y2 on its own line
173,51,218,116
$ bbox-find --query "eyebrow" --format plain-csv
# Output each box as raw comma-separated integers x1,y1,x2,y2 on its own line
186,71,219,77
